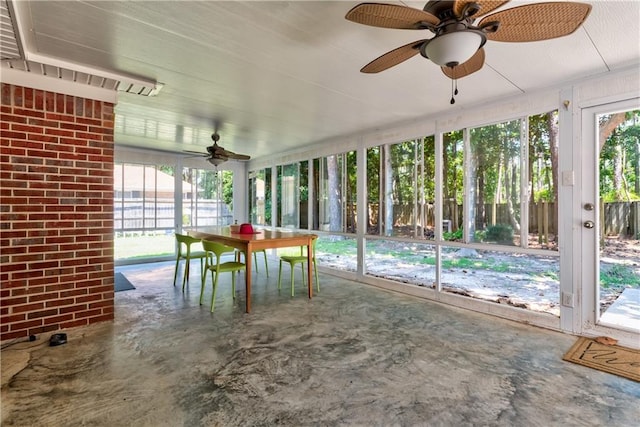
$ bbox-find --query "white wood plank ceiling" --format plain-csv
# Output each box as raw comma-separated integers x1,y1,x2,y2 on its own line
3,0,639,160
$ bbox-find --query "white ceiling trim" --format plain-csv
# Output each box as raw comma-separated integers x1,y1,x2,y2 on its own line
3,0,161,99
1,66,117,103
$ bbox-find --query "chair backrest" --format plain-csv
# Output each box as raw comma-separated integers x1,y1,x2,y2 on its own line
201,240,236,263
298,235,318,259
175,233,201,255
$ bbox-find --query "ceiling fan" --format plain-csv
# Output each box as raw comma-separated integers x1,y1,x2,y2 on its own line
345,0,592,104
185,132,251,166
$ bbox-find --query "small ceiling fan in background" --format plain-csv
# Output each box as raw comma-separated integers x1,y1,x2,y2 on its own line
345,0,592,104
185,131,251,167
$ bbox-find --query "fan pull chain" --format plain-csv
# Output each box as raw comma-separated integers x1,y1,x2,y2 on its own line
450,77,459,105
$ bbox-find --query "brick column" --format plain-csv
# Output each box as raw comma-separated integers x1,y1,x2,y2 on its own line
1,83,115,341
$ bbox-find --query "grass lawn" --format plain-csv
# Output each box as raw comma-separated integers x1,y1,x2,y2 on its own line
115,234,176,260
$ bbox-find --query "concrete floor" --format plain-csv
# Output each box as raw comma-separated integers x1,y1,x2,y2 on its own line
2,260,639,426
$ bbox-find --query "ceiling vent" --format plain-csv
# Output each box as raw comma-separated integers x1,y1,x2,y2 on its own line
3,59,163,96
0,0,23,60
0,0,162,97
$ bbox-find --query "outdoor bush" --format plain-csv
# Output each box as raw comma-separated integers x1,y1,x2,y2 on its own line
485,224,514,244
443,229,463,241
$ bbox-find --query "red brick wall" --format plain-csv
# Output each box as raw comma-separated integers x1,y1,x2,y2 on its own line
0,83,115,341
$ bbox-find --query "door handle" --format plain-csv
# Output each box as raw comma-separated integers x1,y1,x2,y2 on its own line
584,220,594,229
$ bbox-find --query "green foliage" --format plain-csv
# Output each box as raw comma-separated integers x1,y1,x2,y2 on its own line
315,239,357,256
158,165,175,176
391,140,417,204
221,170,233,207
484,224,514,244
533,188,554,202
601,190,640,203
300,160,309,202
443,228,463,241
443,130,464,204
598,110,640,201
600,264,640,288
366,147,380,203
470,119,522,205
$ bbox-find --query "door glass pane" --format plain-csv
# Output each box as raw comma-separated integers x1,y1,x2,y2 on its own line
250,169,267,225
442,130,464,241
300,161,309,229
183,168,233,227
314,155,342,232
389,140,418,237
469,119,522,246
345,151,357,234
265,168,272,226
420,135,436,240
279,163,299,229
440,247,560,315
366,147,380,235
528,111,559,250
597,108,640,330
114,163,175,260
364,239,436,286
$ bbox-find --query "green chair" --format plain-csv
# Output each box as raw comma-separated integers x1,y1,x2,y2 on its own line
200,240,246,312
237,249,269,277
173,233,207,291
277,239,319,296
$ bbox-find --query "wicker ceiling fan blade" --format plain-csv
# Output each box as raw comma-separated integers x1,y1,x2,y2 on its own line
345,3,438,29
361,39,427,73
183,150,207,156
205,132,250,161
227,152,251,161
453,0,510,19
480,2,592,42
441,47,485,79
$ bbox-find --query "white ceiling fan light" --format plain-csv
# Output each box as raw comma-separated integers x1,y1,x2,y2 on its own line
422,30,485,67
207,156,228,167
346,0,593,104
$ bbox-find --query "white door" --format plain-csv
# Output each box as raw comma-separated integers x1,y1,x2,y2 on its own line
580,99,640,342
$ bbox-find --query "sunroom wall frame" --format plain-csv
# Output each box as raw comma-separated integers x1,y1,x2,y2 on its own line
244,67,639,347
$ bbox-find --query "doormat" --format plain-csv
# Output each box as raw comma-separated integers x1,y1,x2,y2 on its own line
115,272,136,292
563,337,640,382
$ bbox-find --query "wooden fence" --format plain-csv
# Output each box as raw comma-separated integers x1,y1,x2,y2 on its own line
368,201,639,238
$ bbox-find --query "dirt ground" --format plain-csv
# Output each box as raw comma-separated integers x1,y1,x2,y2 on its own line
318,236,639,317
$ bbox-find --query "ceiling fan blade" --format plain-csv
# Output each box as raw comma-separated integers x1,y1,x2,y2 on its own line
480,2,592,42
215,145,251,160
453,0,509,19
183,150,207,156
345,3,438,29
228,152,251,161
441,48,485,79
361,39,427,73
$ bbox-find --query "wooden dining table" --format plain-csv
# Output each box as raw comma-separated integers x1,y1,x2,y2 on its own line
188,226,317,313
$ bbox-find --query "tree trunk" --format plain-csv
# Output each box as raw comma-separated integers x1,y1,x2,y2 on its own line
599,113,626,150
326,155,341,232
509,163,521,233
468,149,477,242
